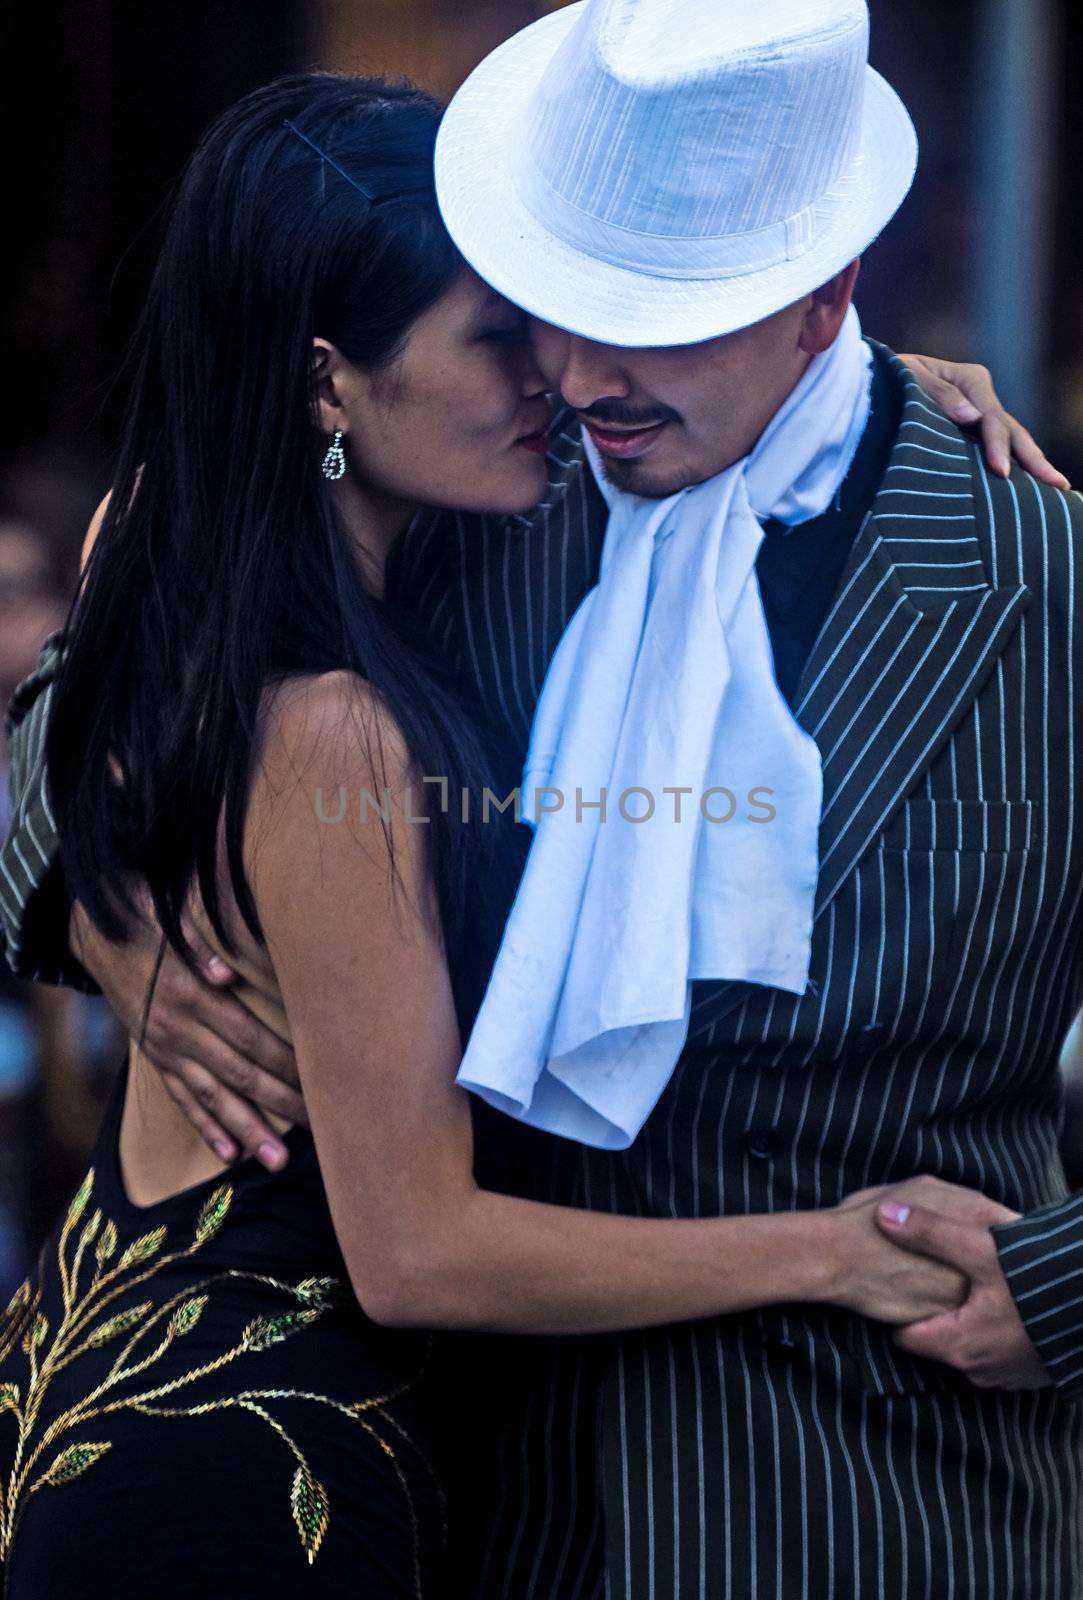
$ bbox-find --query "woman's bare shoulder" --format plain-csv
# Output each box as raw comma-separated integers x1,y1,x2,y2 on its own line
244,668,443,1004
259,665,407,758
256,670,412,786
246,670,429,913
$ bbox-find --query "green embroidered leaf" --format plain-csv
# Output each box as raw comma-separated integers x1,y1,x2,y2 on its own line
42,1441,111,1486
21,1314,48,1355
195,1185,233,1245
66,1169,95,1229
293,1277,346,1310
95,1220,118,1265
3,1279,30,1319
86,1302,152,1348
290,1463,329,1563
117,1226,168,1271
169,1295,208,1338
0,1382,20,1414
78,1208,102,1251
242,1308,321,1353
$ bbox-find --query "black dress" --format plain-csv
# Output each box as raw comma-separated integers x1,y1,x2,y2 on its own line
0,1055,451,1597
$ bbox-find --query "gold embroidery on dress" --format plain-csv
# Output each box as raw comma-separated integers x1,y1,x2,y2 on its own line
0,1167,440,1593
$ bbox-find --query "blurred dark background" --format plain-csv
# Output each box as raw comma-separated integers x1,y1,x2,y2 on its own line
3,0,1081,488
0,0,1081,1286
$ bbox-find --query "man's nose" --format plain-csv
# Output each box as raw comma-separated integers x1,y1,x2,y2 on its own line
529,321,631,410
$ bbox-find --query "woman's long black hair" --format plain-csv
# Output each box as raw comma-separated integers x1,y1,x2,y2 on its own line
47,73,512,1009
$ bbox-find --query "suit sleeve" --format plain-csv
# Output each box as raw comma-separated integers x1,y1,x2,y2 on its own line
989,487,1083,1396
0,630,98,991
994,1197,1083,1398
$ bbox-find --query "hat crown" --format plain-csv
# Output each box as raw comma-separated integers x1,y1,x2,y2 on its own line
520,0,871,256
592,0,866,83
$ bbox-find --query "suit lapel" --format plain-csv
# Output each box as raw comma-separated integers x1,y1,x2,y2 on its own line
690,353,1031,1037
796,354,1031,922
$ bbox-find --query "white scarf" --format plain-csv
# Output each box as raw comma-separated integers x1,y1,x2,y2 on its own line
456,308,873,1149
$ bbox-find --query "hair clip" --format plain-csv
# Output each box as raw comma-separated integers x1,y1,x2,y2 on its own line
282,118,376,204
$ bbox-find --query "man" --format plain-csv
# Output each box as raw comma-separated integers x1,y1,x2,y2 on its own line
4,0,1083,1595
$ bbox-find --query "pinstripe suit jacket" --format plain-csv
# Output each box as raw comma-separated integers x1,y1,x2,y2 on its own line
4,349,1083,1596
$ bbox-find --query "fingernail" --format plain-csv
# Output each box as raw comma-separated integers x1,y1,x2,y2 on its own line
206,957,232,981
212,1139,235,1163
951,402,981,424
258,1141,286,1170
880,1202,911,1225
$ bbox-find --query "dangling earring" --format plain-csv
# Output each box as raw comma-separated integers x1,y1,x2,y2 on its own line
322,428,346,481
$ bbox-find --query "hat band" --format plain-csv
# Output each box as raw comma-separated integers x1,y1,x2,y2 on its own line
512,144,823,283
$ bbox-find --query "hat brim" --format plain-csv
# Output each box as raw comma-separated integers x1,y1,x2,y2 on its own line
435,4,919,348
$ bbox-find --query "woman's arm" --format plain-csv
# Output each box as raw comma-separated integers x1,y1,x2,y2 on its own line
247,670,972,1336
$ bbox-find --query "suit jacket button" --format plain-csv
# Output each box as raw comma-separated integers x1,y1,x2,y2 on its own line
744,1127,782,1160
855,1022,887,1056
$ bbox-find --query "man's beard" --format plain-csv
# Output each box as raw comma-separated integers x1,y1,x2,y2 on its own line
599,452,706,500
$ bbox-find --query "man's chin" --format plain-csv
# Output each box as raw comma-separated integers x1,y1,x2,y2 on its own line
600,454,702,500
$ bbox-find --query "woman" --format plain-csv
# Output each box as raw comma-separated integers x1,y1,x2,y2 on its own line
0,74,1017,1595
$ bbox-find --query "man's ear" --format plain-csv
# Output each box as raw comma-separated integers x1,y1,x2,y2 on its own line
798,258,861,356
312,337,350,437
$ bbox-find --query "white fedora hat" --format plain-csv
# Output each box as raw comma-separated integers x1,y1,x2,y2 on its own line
435,0,918,347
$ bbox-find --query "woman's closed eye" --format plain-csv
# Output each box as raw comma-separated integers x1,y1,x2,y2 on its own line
481,317,529,345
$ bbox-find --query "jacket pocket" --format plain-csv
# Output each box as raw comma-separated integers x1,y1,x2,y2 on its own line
880,797,1036,853
876,799,1038,980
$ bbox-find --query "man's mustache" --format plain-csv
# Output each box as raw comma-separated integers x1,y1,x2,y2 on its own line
574,401,681,429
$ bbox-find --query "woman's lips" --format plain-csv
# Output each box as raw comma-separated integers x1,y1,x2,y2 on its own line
582,420,669,460
517,428,551,455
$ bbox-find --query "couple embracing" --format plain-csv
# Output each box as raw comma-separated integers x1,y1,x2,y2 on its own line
2,1,1081,1595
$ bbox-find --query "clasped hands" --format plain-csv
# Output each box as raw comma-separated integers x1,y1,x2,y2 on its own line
838,1175,1052,1392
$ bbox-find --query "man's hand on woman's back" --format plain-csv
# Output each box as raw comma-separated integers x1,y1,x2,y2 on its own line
69,893,307,1169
